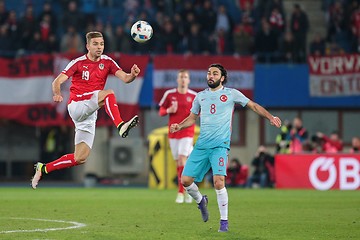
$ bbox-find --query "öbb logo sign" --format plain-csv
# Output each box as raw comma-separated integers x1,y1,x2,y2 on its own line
309,157,360,190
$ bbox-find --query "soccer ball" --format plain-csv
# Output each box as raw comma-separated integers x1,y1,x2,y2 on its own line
130,20,153,43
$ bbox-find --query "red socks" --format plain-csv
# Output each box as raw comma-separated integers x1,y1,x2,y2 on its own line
104,93,123,127
45,154,78,173
177,166,184,193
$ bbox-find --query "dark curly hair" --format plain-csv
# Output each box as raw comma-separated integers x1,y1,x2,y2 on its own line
209,63,227,85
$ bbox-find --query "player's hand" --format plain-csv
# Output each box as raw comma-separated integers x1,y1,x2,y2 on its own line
170,123,181,133
270,116,282,128
131,64,140,77
53,94,63,103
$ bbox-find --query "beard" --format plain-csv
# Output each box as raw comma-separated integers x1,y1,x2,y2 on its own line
207,79,221,89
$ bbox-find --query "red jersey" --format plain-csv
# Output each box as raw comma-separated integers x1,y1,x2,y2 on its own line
62,54,121,103
159,88,197,139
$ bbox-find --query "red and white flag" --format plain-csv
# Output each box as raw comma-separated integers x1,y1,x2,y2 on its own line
309,54,360,97
0,54,149,126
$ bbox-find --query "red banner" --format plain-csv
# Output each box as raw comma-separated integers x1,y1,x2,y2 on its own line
308,54,360,97
0,54,149,126
153,55,254,103
275,154,360,190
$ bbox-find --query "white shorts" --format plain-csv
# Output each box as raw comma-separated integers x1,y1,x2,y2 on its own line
67,91,100,148
169,137,194,160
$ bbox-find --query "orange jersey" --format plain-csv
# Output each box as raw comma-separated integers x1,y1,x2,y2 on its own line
159,88,197,139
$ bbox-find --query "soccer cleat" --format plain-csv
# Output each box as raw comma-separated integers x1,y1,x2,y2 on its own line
31,162,44,189
197,195,209,222
118,115,139,138
218,220,229,232
175,193,184,203
185,193,193,203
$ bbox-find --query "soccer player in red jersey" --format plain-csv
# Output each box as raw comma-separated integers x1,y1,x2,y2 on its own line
31,31,140,189
158,69,197,203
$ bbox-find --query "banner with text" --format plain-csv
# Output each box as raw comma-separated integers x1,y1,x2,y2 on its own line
309,54,360,97
0,54,149,126
275,154,360,190
153,55,254,103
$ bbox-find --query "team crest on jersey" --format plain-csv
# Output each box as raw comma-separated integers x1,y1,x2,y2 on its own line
99,63,104,70
220,94,228,102
187,96,192,102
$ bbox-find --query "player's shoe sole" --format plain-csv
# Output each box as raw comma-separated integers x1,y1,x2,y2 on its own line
198,195,209,222
31,162,44,189
118,115,139,138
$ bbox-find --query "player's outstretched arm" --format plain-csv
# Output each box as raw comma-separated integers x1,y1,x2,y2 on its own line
246,100,282,128
115,64,140,83
170,112,198,133
52,73,69,103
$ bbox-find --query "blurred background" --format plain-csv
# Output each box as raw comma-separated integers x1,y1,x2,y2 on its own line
0,0,359,190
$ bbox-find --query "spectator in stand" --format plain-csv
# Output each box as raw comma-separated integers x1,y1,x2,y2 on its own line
45,33,60,53
350,136,360,153
0,24,12,55
215,5,234,35
19,5,37,50
62,0,85,32
0,0,8,25
28,31,48,53
240,0,256,35
198,0,217,35
290,4,309,63
185,23,207,55
60,25,85,54
268,7,285,37
289,117,308,153
226,158,248,188
247,145,275,188
5,10,20,51
38,1,58,31
113,25,133,54
310,33,326,56
316,131,343,153
233,23,253,56
279,31,297,63
155,18,180,53
255,18,279,63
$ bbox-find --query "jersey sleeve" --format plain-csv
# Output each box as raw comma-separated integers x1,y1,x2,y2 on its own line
109,58,121,75
231,89,250,107
62,59,77,77
190,94,200,114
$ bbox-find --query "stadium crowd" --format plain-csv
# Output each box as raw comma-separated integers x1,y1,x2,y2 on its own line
0,0,359,61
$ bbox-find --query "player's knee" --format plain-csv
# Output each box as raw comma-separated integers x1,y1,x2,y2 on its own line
181,176,193,187
213,176,225,190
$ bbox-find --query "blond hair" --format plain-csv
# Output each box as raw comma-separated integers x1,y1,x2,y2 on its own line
86,31,103,44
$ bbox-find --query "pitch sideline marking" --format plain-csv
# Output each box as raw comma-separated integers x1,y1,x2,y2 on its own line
0,217,86,234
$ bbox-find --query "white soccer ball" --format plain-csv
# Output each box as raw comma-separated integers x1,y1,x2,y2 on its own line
130,20,153,43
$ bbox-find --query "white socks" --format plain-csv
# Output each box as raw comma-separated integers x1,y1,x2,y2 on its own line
184,182,203,203
216,187,228,220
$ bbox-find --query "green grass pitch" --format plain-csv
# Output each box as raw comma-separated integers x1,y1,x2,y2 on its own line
0,187,359,240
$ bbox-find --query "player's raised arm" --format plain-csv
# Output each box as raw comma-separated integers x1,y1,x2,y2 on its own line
115,64,140,83
246,100,282,128
170,112,198,133
52,73,69,103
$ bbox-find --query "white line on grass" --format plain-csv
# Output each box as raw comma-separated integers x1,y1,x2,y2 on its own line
0,218,86,234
